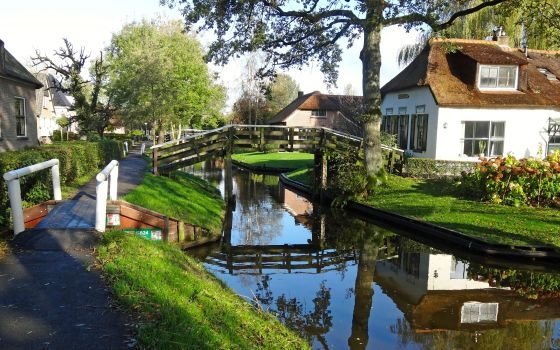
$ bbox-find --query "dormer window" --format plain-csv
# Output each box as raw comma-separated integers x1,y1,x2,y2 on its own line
311,109,326,117
478,65,518,90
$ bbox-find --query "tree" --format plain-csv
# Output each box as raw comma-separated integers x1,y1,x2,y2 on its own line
445,0,560,50
32,39,114,137
264,73,299,120
106,19,226,141
162,0,509,180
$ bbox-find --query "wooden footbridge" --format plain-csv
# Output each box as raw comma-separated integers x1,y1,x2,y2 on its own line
151,125,404,175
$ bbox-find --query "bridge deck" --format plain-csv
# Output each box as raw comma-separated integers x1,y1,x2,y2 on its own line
33,154,147,230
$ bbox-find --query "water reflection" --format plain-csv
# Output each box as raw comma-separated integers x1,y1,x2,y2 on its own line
186,163,560,349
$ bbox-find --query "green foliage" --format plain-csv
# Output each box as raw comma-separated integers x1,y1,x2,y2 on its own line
264,73,299,120
107,19,226,134
405,158,477,179
445,0,560,50
458,153,560,207
98,232,309,349
0,140,123,227
123,171,225,234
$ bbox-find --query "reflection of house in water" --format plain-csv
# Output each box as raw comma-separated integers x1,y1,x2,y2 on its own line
376,252,560,331
279,183,314,228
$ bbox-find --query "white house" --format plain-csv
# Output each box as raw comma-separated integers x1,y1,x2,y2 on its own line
381,38,560,161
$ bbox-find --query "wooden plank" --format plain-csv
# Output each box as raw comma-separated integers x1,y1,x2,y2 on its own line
159,141,226,165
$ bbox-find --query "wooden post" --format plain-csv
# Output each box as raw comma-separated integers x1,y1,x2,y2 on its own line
313,150,327,203
224,126,234,204
259,127,265,152
152,147,159,175
289,127,294,152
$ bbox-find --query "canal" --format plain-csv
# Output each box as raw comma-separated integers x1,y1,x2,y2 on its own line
186,162,560,350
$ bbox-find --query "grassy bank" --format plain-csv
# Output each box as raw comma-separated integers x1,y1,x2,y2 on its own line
284,167,560,247
233,152,313,171
98,231,309,350
123,172,225,234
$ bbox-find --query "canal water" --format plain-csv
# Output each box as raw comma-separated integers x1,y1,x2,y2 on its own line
186,163,560,350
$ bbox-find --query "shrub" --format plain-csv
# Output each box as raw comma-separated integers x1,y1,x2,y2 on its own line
0,140,124,227
458,152,560,207
404,158,477,179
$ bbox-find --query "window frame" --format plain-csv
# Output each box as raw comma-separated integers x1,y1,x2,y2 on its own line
410,113,429,152
310,109,327,118
477,64,518,90
461,121,505,157
15,97,27,137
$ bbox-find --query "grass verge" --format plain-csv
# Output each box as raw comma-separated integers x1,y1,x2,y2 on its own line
366,175,560,247
233,152,313,170
123,172,225,234
284,170,560,247
98,231,310,350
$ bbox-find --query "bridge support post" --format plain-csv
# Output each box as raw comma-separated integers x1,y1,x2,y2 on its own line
224,126,235,205
313,150,327,203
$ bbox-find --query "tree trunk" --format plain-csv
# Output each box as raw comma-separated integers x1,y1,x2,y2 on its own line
361,6,384,178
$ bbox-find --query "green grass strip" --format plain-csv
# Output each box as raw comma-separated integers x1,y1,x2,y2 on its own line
232,152,313,170
123,172,225,234
366,175,560,247
98,232,310,350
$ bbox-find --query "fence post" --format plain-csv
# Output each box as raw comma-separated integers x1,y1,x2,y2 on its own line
109,163,119,201
7,179,24,235
152,147,159,175
51,162,62,201
95,180,108,232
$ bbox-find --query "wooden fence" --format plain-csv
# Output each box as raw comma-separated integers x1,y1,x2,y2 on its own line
151,125,403,175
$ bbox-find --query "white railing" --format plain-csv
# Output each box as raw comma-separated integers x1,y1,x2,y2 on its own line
3,159,62,235
95,160,119,232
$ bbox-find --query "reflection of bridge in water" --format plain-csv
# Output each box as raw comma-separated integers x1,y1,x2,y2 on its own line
206,244,359,275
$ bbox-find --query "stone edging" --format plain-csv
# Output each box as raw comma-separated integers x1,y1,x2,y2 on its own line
278,173,560,262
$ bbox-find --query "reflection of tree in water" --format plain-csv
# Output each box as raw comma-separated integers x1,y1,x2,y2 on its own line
233,172,285,245
254,275,333,349
390,316,555,349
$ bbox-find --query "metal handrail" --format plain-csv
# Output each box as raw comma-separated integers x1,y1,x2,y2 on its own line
95,160,119,232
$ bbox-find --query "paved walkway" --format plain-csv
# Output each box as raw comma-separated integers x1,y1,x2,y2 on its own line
0,154,146,349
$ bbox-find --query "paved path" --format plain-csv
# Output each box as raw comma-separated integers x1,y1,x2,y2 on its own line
0,154,146,349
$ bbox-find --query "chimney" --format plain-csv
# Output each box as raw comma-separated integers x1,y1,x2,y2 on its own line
0,39,5,74
297,91,304,97
497,35,510,47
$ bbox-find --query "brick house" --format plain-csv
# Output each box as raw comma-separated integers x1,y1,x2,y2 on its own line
268,91,363,136
0,39,43,151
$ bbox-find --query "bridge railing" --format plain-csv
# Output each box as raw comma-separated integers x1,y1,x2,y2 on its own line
150,125,404,174
3,159,62,235
95,160,119,232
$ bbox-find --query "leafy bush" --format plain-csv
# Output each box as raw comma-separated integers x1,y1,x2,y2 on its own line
404,158,477,179
458,152,560,207
0,140,124,227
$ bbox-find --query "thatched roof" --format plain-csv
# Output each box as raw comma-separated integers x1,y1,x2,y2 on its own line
381,39,560,108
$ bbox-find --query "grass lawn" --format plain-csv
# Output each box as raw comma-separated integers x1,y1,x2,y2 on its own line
367,176,560,247
123,172,225,234
233,152,313,170
98,231,309,350
285,169,560,247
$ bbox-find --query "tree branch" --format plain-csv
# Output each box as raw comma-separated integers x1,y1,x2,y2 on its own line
261,0,363,25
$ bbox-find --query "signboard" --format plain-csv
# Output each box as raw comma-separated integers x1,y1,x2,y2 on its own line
106,213,121,226
123,228,163,241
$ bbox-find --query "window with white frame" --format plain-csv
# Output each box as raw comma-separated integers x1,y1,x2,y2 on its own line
461,302,499,324
478,65,518,89
311,109,326,117
15,97,26,137
462,121,505,157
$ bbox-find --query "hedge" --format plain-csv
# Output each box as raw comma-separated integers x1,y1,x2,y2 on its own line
404,158,477,179
0,140,123,227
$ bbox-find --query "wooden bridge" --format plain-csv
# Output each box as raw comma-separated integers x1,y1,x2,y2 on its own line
151,125,404,175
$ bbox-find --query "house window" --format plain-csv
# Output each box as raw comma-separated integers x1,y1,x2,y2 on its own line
461,302,499,324
385,108,393,115
311,109,326,117
462,121,505,157
15,98,26,137
478,65,518,89
410,114,428,152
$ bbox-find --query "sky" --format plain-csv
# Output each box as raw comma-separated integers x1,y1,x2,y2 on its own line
0,0,418,111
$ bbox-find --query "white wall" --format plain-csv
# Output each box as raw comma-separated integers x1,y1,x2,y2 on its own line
436,107,560,161
381,87,439,158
